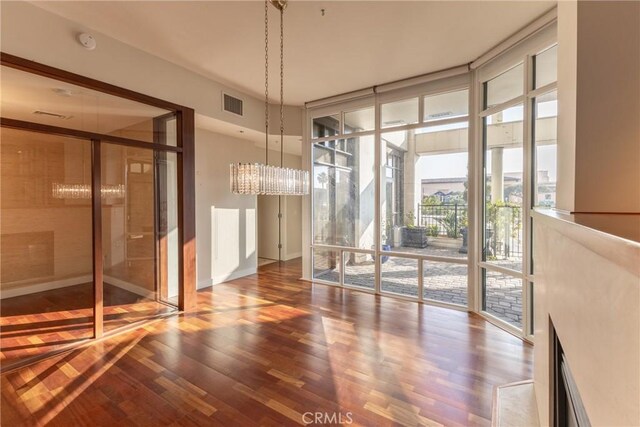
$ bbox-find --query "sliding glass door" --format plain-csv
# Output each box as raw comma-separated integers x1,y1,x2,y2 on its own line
0,129,94,365
0,129,180,366
0,56,193,368
101,144,177,332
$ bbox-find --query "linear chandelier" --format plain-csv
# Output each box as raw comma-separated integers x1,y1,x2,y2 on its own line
52,183,126,199
230,0,309,196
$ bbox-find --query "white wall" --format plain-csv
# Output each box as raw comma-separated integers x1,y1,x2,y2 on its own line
557,0,640,213
195,128,302,289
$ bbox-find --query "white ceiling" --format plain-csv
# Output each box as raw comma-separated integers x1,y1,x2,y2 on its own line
31,1,556,106
197,114,303,155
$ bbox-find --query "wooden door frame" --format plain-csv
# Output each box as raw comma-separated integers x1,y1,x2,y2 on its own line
1,53,197,331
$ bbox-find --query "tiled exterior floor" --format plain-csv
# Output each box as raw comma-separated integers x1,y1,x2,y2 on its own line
315,242,523,327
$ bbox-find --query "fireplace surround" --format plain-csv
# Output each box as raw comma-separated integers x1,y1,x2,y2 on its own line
551,321,591,427
532,211,639,426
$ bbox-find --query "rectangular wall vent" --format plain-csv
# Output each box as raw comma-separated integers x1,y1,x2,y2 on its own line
223,93,244,117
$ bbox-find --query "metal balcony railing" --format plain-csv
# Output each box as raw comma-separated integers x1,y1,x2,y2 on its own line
417,203,522,260
417,203,467,239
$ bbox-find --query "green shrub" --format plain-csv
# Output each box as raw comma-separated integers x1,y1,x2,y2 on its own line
426,225,439,237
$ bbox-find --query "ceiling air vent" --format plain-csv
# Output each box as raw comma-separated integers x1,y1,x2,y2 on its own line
223,93,244,117
33,110,73,120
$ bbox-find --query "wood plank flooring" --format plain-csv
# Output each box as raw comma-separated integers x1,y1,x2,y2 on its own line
1,283,175,367
1,258,533,426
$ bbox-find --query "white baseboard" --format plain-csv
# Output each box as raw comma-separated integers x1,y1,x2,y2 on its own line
198,267,257,289
103,275,155,299
1,275,92,299
1,274,155,300
283,251,302,261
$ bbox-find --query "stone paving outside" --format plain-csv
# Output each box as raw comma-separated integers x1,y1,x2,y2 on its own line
314,240,522,327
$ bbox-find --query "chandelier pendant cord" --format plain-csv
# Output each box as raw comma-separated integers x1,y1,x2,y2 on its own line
278,5,284,261
280,5,284,169
264,0,269,166
229,0,308,197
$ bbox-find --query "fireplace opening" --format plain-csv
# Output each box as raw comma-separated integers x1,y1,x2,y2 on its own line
552,323,592,427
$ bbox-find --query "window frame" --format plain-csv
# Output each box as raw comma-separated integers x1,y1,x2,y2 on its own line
308,75,472,309
475,31,558,340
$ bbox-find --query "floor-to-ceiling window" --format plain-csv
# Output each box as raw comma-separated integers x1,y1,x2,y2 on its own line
312,106,376,288
307,25,556,340
310,74,471,308
530,44,558,336
378,88,470,303
477,32,557,337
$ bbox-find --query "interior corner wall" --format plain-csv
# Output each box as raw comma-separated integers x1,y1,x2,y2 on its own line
256,153,303,262
283,157,303,261
195,129,257,288
195,128,303,288
557,0,640,213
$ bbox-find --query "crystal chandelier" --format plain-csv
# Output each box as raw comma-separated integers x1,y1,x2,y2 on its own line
230,163,309,195
52,183,126,199
230,0,309,196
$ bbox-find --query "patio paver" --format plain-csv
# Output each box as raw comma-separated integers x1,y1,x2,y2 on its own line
314,242,523,327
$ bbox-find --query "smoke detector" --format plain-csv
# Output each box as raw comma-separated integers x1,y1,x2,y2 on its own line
78,33,96,50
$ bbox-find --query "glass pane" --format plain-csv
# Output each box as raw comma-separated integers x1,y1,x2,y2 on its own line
153,116,178,147
157,152,180,304
534,45,558,88
533,90,557,208
312,136,375,249
528,281,535,335
1,65,174,144
485,63,524,109
312,114,340,139
381,98,419,128
343,251,375,291
101,144,174,333
313,144,334,164
0,128,93,365
483,104,524,272
424,89,469,122
381,127,469,259
381,257,418,298
423,261,467,306
483,269,522,328
344,107,374,134
313,249,340,284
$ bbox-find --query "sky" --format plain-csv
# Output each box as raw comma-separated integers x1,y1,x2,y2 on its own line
420,99,557,182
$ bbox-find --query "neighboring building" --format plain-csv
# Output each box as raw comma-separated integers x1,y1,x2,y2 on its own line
421,177,467,202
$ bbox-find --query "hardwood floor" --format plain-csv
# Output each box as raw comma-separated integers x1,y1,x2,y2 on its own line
1,258,533,426
1,283,175,368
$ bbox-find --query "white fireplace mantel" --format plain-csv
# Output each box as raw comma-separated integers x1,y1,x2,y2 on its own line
532,209,640,426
